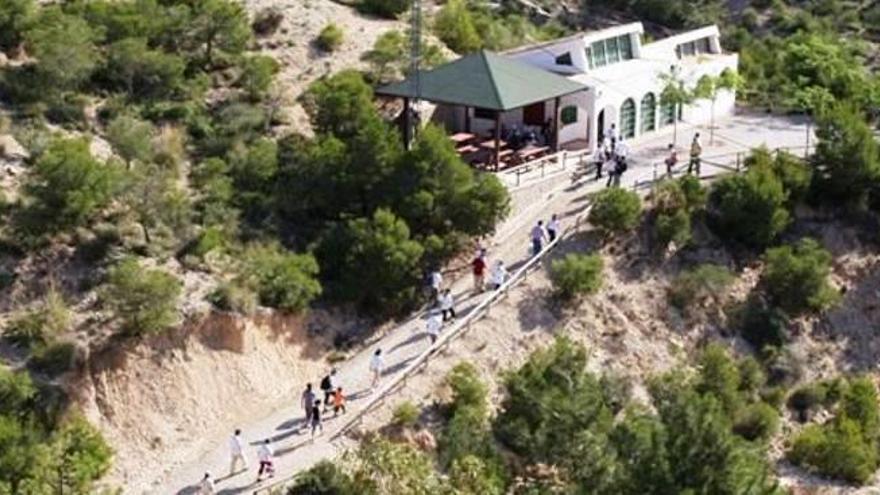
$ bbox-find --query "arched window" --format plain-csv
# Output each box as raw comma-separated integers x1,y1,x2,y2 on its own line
660,100,676,126
640,93,656,133
619,98,636,139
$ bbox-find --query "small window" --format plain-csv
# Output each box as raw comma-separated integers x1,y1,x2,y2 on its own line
555,52,573,66
698,37,712,54
591,40,607,68
560,106,578,126
474,107,495,120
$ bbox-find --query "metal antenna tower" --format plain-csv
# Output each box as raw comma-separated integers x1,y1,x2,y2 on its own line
408,0,422,139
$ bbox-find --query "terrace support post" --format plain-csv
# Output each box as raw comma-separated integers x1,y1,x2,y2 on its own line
494,110,502,171
403,97,413,150
552,96,561,152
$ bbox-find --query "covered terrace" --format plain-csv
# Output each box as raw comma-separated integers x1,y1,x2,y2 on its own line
376,50,588,171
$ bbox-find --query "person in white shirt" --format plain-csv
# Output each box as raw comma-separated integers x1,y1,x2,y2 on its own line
426,310,443,344
547,214,560,242
256,439,274,482
229,429,247,475
489,260,508,291
369,349,385,389
594,146,607,180
429,269,443,301
198,472,215,495
439,289,456,321
607,123,619,148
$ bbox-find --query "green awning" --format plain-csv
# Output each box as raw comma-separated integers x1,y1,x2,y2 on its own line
376,50,588,111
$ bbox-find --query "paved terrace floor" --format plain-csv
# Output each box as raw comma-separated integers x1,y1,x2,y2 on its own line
161,112,810,495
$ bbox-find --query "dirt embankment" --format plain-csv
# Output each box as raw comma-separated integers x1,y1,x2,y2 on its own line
74,311,331,492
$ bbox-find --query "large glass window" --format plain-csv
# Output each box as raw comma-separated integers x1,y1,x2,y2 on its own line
676,37,713,58
640,93,656,133
605,36,620,64
620,98,636,139
589,34,635,69
620,34,633,59
591,41,607,68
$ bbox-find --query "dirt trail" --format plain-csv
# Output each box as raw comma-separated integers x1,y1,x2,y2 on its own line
156,114,810,495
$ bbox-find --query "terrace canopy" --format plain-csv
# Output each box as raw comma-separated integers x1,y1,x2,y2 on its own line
376,50,588,167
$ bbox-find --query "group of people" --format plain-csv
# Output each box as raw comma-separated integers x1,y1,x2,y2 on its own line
593,123,630,187
664,132,703,177
197,431,279,493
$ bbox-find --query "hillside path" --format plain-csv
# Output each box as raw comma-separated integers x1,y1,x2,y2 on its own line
162,113,809,495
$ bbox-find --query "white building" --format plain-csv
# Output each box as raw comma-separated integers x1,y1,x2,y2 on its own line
378,22,738,164
504,22,738,149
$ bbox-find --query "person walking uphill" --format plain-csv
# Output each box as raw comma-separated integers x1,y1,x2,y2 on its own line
688,132,703,176
255,439,274,482
547,214,560,242
531,221,547,256
198,472,215,495
426,310,443,344
333,387,346,416
229,429,247,475
310,399,323,438
428,268,443,302
369,348,385,390
471,250,487,294
300,383,315,432
489,260,508,290
439,289,456,321
320,369,337,412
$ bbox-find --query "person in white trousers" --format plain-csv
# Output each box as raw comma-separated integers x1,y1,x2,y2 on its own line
229,429,247,475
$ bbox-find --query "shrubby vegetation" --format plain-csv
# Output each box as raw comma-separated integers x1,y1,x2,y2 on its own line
708,162,790,248
101,258,181,337
316,23,344,52
668,263,734,313
760,238,839,315
652,176,707,248
588,187,642,235
549,253,603,301
789,377,880,484
0,368,112,494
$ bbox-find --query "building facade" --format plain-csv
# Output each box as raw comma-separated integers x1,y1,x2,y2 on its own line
465,22,738,151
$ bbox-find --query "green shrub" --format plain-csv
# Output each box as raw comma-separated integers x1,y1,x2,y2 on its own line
18,138,123,236
359,0,408,18
0,0,34,51
841,377,880,441
655,209,691,248
707,165,789,247
237,55,279,100
739,297,789,350
101,258,182,336
316,23,344,52
106,114,155,165
549,253,604,301
287,460,354,495
733,402,779,441
761,238,840,315
29,341,77,377
207,281,258,315
589,188,642,235
3,310,47,348
242,242,321,314
447,363,487,410
434,0,481,53
668,264,734,312
391,401,420,427
789,418,878,484
190,226,228,258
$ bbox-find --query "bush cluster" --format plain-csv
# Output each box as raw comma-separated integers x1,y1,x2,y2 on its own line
789,377,880,484
760,238,840,315
316,23,344,52
588,188,642,235
101,258,182,336
549,253,604,301
667,264,734,313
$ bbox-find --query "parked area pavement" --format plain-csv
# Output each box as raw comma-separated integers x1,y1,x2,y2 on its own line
163,112,811,495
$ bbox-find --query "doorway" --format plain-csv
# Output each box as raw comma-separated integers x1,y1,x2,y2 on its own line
597,109,605,143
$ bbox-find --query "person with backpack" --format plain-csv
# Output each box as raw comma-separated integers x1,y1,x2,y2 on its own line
320,369,337,412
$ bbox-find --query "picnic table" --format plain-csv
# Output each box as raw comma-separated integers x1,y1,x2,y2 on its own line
449,132,476,145
516,145,550,162
479,139,507,149
456,144,479,154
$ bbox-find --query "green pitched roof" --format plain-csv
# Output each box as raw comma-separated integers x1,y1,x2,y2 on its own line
376,50,587,111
